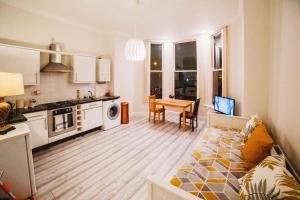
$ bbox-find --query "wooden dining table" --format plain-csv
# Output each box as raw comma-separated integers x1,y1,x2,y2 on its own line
152,99,193,131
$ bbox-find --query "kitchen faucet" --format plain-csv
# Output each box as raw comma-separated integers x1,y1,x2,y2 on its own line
88,91,93,98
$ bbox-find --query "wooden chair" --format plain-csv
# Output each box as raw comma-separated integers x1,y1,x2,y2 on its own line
179,98,200,131
148,95,165,123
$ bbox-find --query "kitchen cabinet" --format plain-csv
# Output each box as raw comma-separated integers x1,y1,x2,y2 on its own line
0,123,36,199
96,58,111,82
24,111,48,149
72,55,96,83
0,45,40,85
82,101,103,131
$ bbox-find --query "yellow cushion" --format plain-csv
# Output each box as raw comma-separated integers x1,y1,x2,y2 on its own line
241,124,273,169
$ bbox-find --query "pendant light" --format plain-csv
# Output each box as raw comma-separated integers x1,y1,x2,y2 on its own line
125,0,146,61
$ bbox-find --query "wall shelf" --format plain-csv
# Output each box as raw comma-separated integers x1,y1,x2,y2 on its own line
0,42,97,58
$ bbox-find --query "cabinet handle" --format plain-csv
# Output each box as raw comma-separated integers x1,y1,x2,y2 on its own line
35,72,38,84
76,73,78,82
88,104,98,108
27,114,44,119
44,118,48,130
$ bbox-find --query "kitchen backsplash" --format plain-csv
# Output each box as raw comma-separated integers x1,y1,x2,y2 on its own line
6,73,110,105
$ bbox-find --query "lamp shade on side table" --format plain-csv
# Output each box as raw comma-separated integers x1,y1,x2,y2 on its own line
0,72,24,134
0,72,24,97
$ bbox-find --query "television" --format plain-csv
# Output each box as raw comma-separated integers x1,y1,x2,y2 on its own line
214,96,235,116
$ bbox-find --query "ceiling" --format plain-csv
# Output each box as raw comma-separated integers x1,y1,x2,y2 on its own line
1,0,240,40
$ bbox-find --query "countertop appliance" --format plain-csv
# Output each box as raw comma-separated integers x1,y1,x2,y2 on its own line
47,101,76,138
102,97,121,130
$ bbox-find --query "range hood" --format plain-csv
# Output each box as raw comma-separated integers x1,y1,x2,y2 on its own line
41,43,72,73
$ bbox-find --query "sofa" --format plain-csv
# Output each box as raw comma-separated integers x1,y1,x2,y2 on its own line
147,113,300,200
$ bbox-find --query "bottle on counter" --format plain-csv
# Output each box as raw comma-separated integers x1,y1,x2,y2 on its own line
76,89,81,100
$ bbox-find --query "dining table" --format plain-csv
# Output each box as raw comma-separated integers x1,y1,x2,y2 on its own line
152,99,194,131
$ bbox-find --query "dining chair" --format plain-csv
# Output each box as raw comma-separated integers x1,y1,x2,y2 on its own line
148,95,165,123
179,98,200,131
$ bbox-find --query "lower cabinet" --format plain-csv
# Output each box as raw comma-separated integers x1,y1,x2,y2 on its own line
82,102,103,131
24,111,48,149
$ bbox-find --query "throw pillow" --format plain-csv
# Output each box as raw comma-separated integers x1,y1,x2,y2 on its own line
241,124,273,169
241,115,263,142
239,156,300,199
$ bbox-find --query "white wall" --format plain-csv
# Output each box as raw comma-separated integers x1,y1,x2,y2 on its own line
112,35,145,114
227,17,243,115
268,0,300,172
242,0,270,121
239,0,300,172
0,3,113,104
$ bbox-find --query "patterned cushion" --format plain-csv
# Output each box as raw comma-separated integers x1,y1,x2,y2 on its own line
241,115,262,142
170,127,247,199
239,155,300,199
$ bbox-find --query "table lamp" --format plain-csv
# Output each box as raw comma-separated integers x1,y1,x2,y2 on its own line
0,72,24,135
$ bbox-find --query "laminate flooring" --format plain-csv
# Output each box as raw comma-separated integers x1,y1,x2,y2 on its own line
33,113,206,200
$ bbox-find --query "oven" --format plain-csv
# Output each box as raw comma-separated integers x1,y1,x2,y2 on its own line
48,106,76,138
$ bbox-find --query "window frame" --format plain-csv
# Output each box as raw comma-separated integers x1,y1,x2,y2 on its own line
173,39,198,101
146,42,164,100
211,27,228,105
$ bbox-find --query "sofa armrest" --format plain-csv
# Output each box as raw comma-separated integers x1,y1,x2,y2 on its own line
147,176,200,200
207,112,249,130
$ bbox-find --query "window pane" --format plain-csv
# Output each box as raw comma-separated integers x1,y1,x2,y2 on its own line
175,72,197,101
175,41,197,70
151,44,162,70
212,71,222,102
213,34,222,69
150,72,162,98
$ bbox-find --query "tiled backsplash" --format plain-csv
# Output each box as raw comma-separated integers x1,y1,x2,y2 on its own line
6,73,110,105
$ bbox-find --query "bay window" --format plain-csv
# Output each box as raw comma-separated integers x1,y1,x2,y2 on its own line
149,43,163,98
174,41,197,101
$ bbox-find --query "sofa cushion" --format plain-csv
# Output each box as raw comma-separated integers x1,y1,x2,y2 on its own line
241,124,273,169
170,127,247,199
239,155,300,199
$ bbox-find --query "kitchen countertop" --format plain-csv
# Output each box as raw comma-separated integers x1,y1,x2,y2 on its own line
7,104,49,124
9,96,121,116
17,104,49,114
74,96,120,104
7,112,27,124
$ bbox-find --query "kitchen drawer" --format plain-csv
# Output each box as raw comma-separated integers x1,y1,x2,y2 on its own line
81,101,102,110
24,110,47,120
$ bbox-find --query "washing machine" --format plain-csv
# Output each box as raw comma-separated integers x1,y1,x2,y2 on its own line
102,97,121,130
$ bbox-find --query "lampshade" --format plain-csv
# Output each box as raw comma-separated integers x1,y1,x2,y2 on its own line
0,72,24,97
125,38,146,61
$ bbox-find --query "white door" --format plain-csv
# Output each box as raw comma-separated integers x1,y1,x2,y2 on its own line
25,117,48,149
73,55,96,83
0,45,40,85
83,107,103,131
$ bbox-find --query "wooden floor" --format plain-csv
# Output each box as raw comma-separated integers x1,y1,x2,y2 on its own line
33,112,206,200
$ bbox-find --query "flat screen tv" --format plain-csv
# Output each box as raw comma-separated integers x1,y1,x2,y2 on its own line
214,96,235,116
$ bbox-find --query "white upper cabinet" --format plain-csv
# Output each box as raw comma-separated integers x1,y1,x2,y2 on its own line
72,55,96,83
96,58,111,82
0,45,40,85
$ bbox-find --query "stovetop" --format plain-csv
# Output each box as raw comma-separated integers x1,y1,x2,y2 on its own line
46,100,77,110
